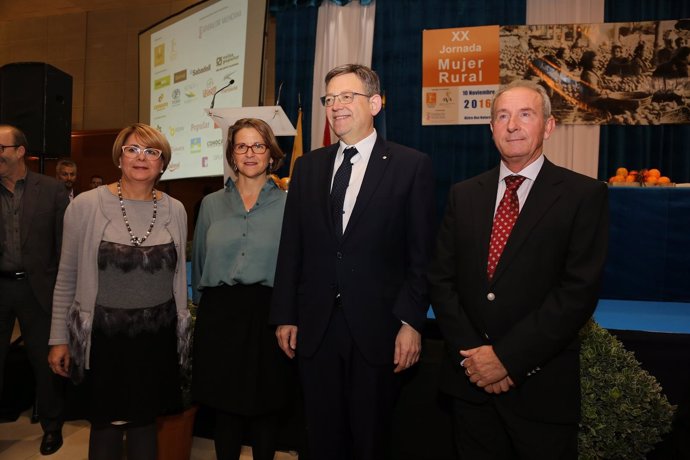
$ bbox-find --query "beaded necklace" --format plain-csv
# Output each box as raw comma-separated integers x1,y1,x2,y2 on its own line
117,179,157,247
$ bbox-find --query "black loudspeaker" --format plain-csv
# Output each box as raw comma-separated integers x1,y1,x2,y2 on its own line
0,62,73,157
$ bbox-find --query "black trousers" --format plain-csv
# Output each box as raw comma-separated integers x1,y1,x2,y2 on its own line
451,396,578,460
0,277,63,431
298,307,401,460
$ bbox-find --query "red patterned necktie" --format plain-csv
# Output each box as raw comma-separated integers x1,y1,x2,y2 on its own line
487,175,526,280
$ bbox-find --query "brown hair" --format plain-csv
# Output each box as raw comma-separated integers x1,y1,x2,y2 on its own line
112,123,172,172
325,64,381,96
226,118,284,173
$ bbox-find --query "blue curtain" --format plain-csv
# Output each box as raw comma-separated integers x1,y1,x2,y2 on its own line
599,0,690,183
272,6,319,177
372,0,525,216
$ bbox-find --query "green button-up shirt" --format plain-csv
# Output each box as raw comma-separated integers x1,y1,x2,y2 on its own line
191,178,286,304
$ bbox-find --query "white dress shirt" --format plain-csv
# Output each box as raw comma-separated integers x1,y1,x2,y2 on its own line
494,154,545,215
330,130,377,232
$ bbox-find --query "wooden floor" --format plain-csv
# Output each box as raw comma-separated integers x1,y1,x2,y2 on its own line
0,409,299,460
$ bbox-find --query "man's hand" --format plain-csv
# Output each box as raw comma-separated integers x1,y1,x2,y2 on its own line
48,344,71,378
460,345,508,388
393,323,421,373
276,325,298,359
484,376,515,394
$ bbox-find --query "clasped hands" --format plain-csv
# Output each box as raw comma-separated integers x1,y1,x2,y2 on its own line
460,345,514,394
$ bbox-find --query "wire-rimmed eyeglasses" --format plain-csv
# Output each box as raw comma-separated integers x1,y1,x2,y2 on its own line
320,92,370,107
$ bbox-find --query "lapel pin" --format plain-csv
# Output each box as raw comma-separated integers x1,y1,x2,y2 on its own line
382,155,387,160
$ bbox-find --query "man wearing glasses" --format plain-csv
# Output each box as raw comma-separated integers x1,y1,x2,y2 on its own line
270,64,435,460
0,124,69,455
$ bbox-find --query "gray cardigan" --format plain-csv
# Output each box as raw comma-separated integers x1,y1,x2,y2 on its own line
49,187,190,377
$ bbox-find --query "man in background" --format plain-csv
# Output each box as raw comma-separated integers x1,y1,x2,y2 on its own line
89,175,103,189
55,158,77,201
429,80,608,459
0,125,69,455
270,64,435,460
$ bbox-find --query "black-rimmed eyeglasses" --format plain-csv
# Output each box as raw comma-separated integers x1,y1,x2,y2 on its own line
0,144,19,153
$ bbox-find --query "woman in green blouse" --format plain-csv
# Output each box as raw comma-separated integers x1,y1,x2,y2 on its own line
191,118,293,460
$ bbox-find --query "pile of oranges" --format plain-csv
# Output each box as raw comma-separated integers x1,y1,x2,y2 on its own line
608,167,672,186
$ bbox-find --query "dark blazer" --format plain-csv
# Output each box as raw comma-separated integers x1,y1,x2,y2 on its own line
270,135,435,365
0,170,69,312
429,158,608,423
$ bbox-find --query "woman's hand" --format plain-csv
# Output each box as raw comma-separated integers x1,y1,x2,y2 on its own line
48,345,71,378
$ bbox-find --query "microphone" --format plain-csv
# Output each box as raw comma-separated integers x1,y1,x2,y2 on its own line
210,79,235,109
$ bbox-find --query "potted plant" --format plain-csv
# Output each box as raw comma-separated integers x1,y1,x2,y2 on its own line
578,320,675,459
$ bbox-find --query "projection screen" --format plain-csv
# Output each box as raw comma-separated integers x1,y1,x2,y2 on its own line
139,0,267,180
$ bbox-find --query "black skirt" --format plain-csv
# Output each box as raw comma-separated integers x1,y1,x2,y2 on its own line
192,284,296,415
85,299,182,425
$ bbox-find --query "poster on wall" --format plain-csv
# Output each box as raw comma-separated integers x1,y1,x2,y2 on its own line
501,19,690,125
422,25,500,125
423,19,690,125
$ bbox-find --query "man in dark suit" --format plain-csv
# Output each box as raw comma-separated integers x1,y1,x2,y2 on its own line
270,64,435,460
0,124,68,455
429,80,608,459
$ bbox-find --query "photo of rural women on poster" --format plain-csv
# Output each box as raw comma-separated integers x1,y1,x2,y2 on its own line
499,18,690,125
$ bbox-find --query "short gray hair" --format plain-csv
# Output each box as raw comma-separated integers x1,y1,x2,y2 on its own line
491,80,552,122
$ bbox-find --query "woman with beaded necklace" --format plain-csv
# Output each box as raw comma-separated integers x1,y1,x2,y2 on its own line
48,123,189,460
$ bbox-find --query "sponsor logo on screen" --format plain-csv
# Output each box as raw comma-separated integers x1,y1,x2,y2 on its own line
173,70,187,83
203,78,217,98
190,137,202,153
154,44,165,66
215,54,238,71
153,93,168,112
191,64,211,76
202,156,208,167
169,125,184,137
154,76,171,90
191,121,210,132
206,139,223,148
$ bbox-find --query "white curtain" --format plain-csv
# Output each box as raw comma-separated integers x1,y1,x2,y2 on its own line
310,1,376,150
526,0,605,178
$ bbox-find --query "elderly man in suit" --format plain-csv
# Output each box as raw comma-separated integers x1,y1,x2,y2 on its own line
0,124,68,455
270,64,435,460
429,80,608,459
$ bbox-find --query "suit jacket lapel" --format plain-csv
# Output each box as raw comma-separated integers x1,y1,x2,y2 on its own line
474,167,500,284
490,158,564,284
20,171,39,247
321,144,339,239
341,136,390,243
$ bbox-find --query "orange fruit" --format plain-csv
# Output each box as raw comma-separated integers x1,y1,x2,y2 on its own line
625,175,637,182
645,176,658,185
616,167,628,177
609,176,624,184
629,170,638,176
647,168,661,178
658,176,671,184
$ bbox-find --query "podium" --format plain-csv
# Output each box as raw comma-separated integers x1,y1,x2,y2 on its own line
205,106,296,181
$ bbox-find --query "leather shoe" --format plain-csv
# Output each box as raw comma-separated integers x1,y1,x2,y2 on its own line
40,430,63,456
